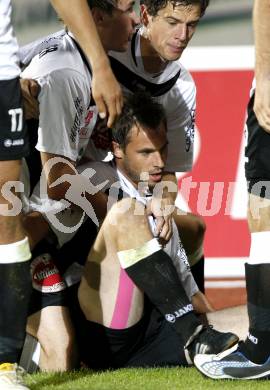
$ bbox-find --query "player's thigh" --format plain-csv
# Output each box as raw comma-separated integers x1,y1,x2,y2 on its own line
245,94,270,232
248,193,270,232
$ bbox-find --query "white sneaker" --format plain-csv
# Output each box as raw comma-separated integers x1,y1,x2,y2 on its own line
0,363,29,389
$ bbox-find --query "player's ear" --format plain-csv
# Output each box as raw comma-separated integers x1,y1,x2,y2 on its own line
112,141,124,159
140,4,150,27
91,7,106,27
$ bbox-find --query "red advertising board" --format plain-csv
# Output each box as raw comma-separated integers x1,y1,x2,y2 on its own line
179,47,254,278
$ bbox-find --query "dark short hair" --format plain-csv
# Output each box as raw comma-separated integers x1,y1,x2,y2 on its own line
111,92,166,149
141,0,210,17
87,0,117,14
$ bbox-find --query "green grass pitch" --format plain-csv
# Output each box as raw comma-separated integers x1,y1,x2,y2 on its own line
26,367,269,389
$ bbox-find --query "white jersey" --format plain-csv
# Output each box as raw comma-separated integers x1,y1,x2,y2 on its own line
21,33,97,162
20,29,196,172
21,33,98,246
0,0,20,80
86,28,196,172
77,160,199,299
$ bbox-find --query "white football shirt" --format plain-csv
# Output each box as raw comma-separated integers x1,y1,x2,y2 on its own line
0,0,20,80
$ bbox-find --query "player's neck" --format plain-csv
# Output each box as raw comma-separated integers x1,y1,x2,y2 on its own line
140,35,168,74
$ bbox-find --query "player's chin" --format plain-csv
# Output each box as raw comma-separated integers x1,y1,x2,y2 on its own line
166,52,183,61
165,47,185,61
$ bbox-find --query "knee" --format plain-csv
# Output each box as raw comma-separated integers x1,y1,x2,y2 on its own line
193,214,206,242
106,198,147,229
248,194,270,232
106,199,153,251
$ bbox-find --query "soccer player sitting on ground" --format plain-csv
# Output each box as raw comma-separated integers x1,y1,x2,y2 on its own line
72,92,239,369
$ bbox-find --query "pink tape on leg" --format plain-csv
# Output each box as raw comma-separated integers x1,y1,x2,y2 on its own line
110,268,135,329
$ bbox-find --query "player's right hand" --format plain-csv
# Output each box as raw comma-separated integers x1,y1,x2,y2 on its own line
91,61,123,129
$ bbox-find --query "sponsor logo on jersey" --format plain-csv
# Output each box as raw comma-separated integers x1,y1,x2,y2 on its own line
185,109,195,152
90,117,111,150
79,109,95,139
31,253,66,293
4,138,24,147
70,97,84,143
178,240,190,271
165,304,193,323
39,45,58,59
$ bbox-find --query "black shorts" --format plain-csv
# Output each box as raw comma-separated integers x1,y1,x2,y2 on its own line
245,94,270,198
0,78,29,160
69,285,187,370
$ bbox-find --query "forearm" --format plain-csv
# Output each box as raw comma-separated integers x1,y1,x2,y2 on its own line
254,0,270,78
50,0,122,127
50,0,109,71
22,212,50,250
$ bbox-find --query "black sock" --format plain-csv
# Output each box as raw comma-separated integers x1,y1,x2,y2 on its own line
191,256,205,293
0,261,31,363
240,329,270,364
122,249,201,344
241,263,270,364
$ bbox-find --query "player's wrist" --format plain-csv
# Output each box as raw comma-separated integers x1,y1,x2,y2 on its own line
90,53,110,73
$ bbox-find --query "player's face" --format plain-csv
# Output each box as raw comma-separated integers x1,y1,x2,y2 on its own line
118,122,168,189
143,3,201,61
103,0,139,52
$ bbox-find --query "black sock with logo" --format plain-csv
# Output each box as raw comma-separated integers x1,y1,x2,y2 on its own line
239,264,270,364
122,249,201,344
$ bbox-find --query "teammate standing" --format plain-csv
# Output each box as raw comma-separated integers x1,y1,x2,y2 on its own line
194,0,270,379
0,1,32,388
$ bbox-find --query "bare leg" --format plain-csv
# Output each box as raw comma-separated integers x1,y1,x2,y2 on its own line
27,306,78,371
79,199,150,328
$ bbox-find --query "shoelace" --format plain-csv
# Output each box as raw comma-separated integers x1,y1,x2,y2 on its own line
0,363,25,384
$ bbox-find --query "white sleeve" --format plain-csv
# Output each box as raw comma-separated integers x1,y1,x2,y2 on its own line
36,68,90,161
18,30,65,67
164,222,199,300
164,68,196,173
